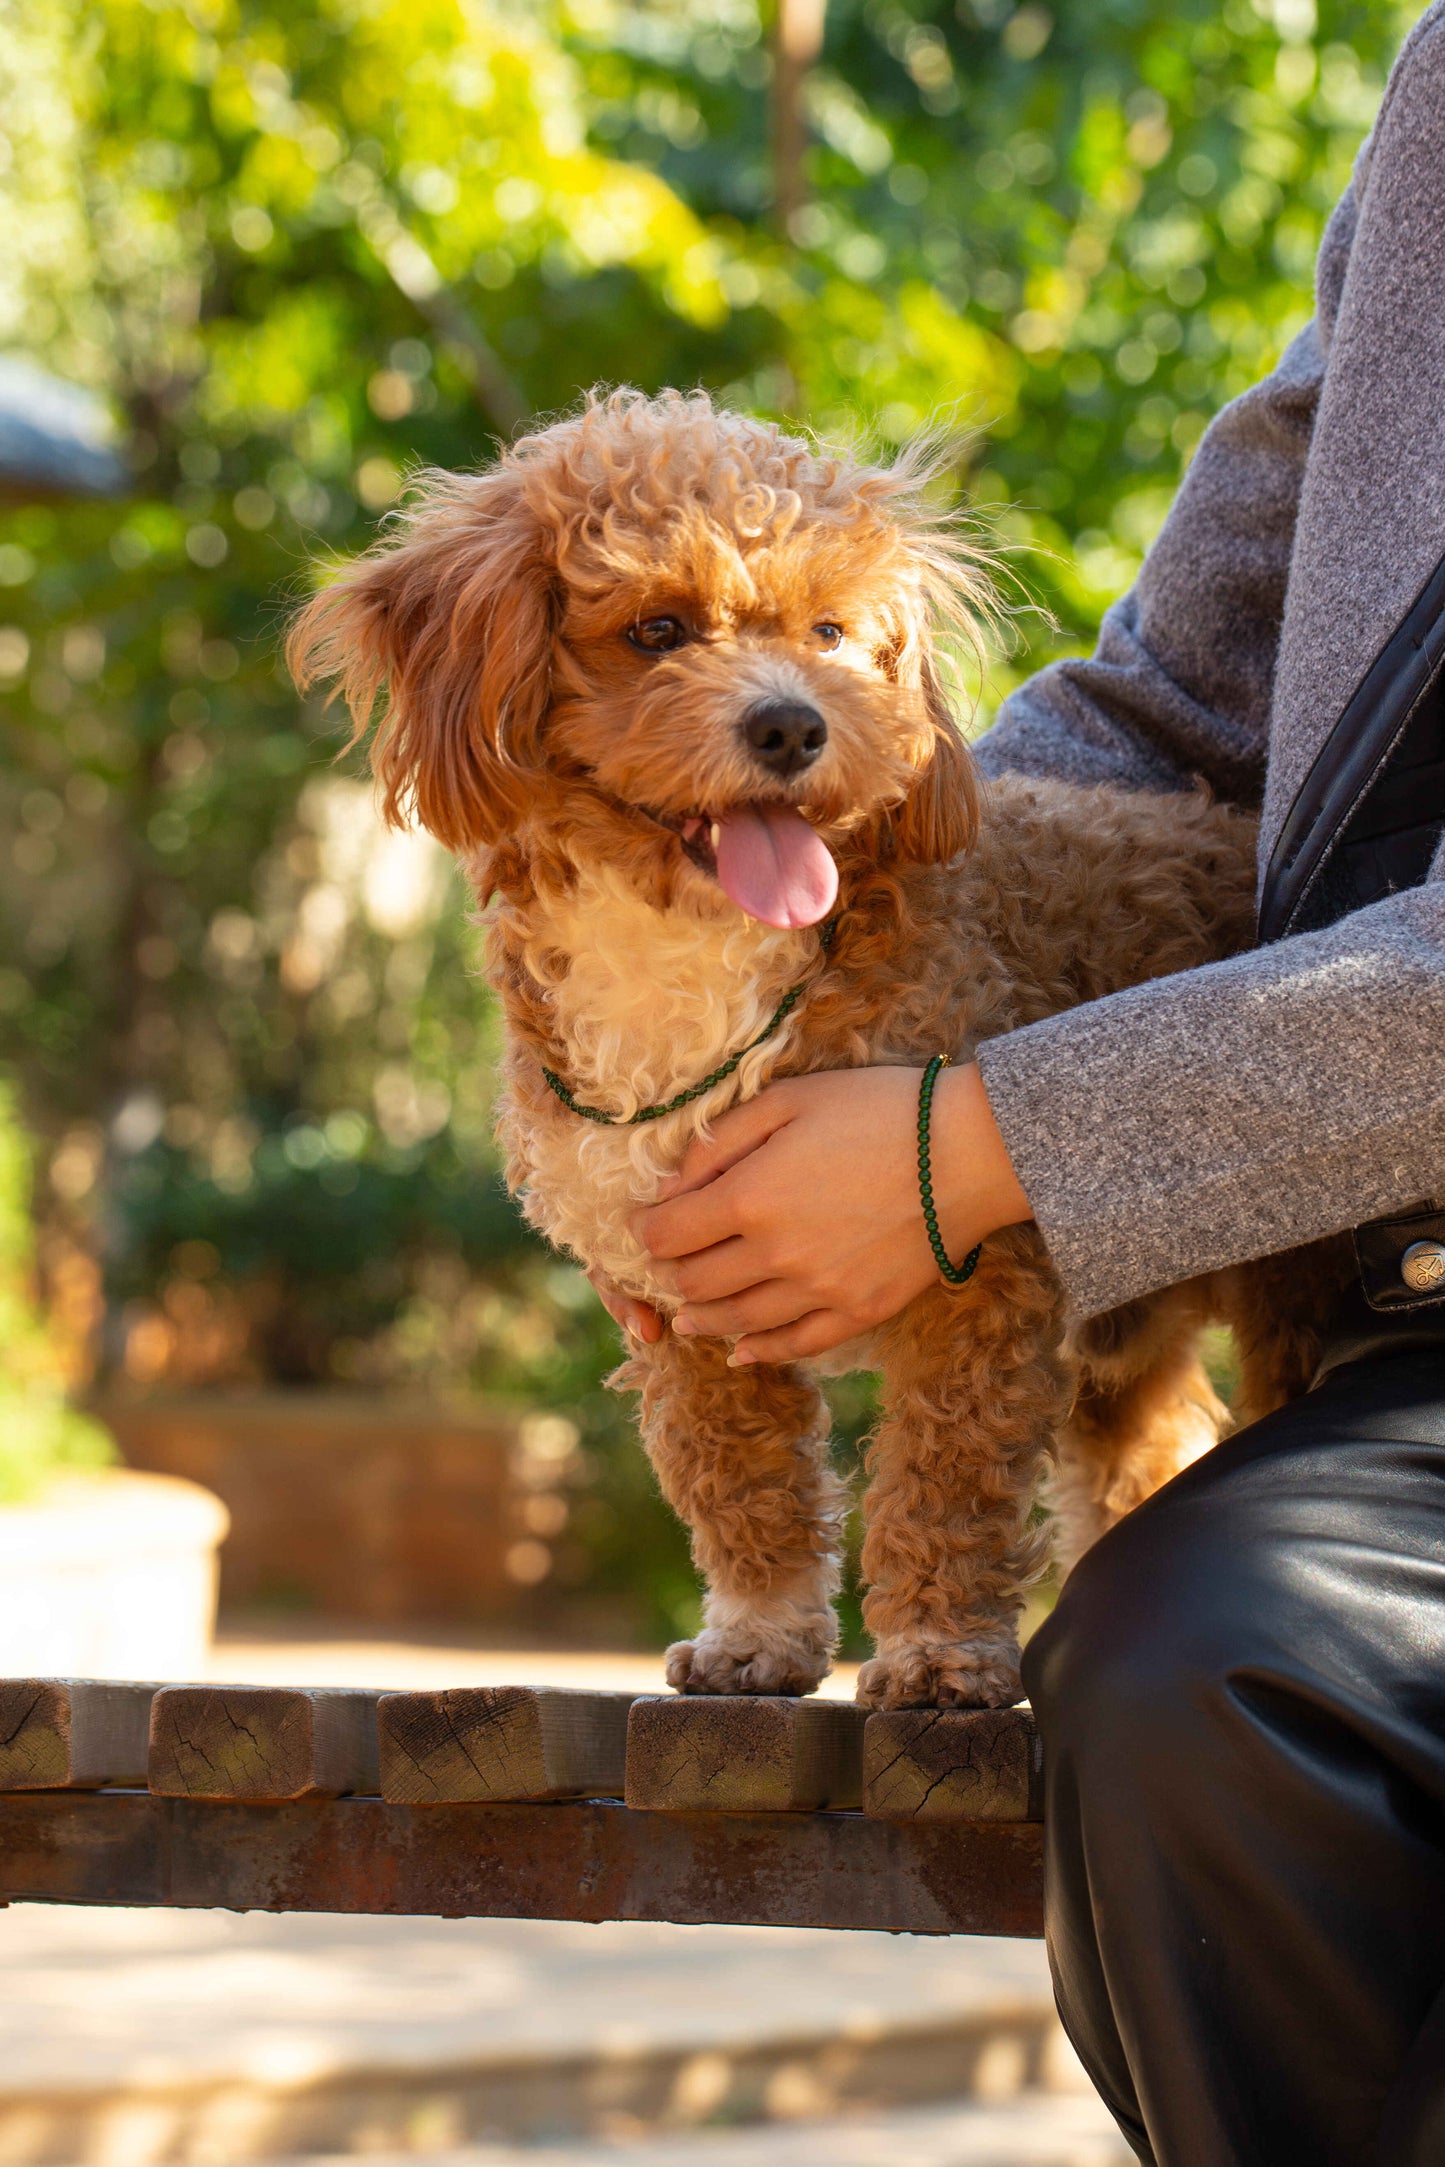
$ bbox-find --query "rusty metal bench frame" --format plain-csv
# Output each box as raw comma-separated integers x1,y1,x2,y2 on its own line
0,1791,1042,1936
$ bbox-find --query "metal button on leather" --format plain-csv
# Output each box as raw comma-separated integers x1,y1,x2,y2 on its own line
1400,1239,1445,1293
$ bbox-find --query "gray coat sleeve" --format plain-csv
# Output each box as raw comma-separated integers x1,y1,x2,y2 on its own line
971,159,1445,1316
976,878,1445,1316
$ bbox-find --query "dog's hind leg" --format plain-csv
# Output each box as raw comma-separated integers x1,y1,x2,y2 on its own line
1052,1301,1226,1577
1207,1239,1351,1428
618,1332,848,1696
856,1235,1068,1711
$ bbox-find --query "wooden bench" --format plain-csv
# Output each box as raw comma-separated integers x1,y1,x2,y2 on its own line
0,1679,1044,1937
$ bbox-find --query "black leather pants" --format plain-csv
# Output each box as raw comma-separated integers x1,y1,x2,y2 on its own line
1023,1347,1445,2167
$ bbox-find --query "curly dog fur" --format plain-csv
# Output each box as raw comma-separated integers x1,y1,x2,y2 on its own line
290,388,1350,1709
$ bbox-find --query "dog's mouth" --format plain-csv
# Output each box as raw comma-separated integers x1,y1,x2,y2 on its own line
647,801,839,929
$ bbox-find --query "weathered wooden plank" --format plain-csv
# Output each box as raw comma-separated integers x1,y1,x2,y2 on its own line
863,1708,1043,1823
0,1789,1044,1936
379,1686,635,1803
0,1679,157,1791
148,1686,380,1802
625,1694,868,1813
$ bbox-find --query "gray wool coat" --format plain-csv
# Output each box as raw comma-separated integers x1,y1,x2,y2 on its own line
973,0,1445,1319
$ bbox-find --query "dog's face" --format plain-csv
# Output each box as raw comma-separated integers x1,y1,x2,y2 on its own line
290,391,986,927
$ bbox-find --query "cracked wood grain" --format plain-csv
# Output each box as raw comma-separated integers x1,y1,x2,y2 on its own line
377,1687,636,1803
0,1680,158,1790
624,1695,868,1813
147,1686,381,1802
862,1707,1042,1823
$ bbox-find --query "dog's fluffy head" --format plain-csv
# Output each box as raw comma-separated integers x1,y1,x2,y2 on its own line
289,388,990,926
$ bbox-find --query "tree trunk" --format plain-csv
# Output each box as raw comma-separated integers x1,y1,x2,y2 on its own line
772,0,827,237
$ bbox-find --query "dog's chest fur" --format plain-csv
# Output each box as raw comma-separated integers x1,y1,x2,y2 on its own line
497,866,823,1305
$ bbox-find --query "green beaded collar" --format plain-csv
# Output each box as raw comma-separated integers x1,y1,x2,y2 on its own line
541,920,837,1127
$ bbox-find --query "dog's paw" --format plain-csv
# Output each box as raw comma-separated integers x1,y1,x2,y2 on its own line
855,1640,1023,1711
665,1627,831,1697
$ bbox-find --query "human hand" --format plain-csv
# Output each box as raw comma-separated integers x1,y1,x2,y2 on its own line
586,1267,665,1345
632,1061,1031,1366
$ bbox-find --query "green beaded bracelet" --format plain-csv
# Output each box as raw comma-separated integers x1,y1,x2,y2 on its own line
917,1055,982,1288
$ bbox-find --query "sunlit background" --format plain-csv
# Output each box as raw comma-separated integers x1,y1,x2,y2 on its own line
0,2,1412,2160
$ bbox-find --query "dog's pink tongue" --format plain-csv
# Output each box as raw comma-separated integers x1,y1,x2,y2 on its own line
712,804,838,928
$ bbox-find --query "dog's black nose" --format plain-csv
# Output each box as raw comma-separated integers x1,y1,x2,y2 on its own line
742,700,828,778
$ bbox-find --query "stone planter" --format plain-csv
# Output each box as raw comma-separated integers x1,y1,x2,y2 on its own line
100,1391,528,1624
0,1470,229,1679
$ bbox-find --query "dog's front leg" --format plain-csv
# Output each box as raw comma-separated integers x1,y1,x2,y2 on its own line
858,1243,1067,1710
622,1332,847,1696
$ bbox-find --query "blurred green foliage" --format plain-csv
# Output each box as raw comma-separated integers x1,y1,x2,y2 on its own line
0,0,1412,1630
0,1078,114,1502
570,0,1406,644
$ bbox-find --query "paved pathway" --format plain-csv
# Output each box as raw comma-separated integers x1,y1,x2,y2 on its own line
0,1906,1053,2094
285,2094,1130,2166
0,1904,1109,2163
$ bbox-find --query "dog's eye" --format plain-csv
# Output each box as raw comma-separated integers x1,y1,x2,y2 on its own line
813,622,844,649
627,616,687,654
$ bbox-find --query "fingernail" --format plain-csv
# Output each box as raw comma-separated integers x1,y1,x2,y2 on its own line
727,1348,755,1368
672,1315,696,1336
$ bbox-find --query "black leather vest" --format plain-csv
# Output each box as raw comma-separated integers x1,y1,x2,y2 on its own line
1259,548,1445,1332
1260,549,1445,943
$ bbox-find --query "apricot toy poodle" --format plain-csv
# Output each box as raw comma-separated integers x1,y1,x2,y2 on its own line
290,388,1346,1710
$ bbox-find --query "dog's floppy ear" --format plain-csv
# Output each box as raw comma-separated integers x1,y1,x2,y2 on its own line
878,608,980,868
287,465,554,852
893,698,979,867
